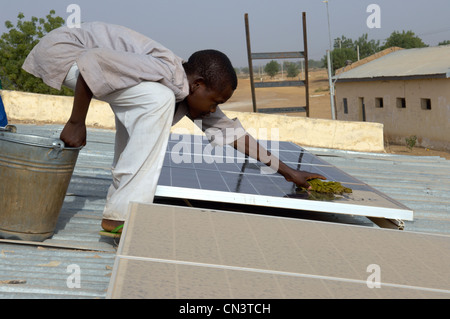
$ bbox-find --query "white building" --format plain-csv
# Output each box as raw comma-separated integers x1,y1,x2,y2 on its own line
334,45,450,151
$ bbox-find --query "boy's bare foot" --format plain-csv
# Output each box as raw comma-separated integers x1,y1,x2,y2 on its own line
101,219,124,232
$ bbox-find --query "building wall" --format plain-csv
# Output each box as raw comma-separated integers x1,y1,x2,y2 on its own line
0,89,385,152
335,78,450,151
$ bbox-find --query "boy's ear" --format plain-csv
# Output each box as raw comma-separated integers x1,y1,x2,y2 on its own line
190,77,206,92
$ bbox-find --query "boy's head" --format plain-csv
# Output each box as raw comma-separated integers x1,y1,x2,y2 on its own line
183,50,237,118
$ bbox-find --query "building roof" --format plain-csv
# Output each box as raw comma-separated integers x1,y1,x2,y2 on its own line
0,124,449,298
335,45,450,82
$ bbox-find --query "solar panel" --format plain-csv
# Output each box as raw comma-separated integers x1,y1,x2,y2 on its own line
106,202,449,299
155,134,413,227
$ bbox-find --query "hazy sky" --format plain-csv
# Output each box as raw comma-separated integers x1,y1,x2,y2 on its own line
1,0,449,67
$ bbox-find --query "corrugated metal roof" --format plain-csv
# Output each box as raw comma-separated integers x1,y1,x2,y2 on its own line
305,147,450,235
0,243,114,299
0,124,117,299
1,124,449,298
335,45,450,81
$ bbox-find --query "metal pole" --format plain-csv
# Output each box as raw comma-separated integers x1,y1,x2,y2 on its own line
323,1,333,75
302,12,310,118
327,50,336,120
324,1,332,52
244,13,257,113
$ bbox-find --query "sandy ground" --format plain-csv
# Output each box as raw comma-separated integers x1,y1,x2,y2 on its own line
223,69,331,119
221,69,450,160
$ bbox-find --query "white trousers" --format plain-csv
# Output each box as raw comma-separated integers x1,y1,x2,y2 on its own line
64,64,175,221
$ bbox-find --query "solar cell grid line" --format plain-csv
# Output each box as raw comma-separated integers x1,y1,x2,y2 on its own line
163,134,407,204
156,133,413,226
107,203,449,299
165,135,362,190
224,159,260,195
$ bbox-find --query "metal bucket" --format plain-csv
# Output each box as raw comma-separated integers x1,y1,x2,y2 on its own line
0,128,81,241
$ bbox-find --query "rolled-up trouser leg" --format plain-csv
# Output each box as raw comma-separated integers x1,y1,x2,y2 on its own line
99,81,175,221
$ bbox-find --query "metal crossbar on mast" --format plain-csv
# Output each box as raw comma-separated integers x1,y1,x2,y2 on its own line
244,12,310,116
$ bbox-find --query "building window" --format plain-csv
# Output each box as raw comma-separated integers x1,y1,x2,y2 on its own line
375,97,384,108
421,98,431,110
358,97,366,122
343,98,348,114
396,98,406,108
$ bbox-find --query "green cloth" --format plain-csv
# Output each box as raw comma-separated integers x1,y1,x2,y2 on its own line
306,179,352,194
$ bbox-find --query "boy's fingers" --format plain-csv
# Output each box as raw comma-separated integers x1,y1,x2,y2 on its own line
306,174,326,181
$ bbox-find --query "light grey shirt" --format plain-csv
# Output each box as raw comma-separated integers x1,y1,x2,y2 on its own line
22,22,245,145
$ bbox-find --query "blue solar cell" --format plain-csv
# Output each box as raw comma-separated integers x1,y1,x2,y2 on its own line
159,135,369,197
155,134,413,224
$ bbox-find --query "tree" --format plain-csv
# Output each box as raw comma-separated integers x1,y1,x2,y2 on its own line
438,40,450,46
334,35,354,49
333,34,381,61
264,60,280,78
354,33,381,59
331,48,357,71
0,11,72,95
322,48,357,74
284,62,300,78
382,30,428,49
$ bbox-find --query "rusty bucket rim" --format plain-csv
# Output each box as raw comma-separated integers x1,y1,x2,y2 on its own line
0,130,82,151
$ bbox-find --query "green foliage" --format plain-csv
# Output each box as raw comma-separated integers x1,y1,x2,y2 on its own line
381,30,428,50
324,33,381,74
284,62,300,78
0,10,73,96
405,135,417,151
333,35,354,49
323,30,431,74
322,48,357,74
354,33,381,59
438,40,450,46
264,60,280,78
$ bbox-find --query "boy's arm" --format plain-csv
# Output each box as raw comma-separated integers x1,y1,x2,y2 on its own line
233,134,326,189
60,73,93,147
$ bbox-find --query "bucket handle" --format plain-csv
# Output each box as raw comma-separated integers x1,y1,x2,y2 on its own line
48,140,65,159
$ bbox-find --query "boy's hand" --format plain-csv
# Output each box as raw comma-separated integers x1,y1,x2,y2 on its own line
60,73,92,147
284,168,326,189
60,121,86,147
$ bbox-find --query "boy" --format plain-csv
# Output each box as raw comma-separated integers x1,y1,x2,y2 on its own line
23,22,324,233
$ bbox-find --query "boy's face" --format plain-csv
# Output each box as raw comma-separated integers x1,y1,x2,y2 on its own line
186,79,233,119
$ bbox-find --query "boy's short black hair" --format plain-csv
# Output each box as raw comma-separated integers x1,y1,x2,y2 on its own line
183,49,237,91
